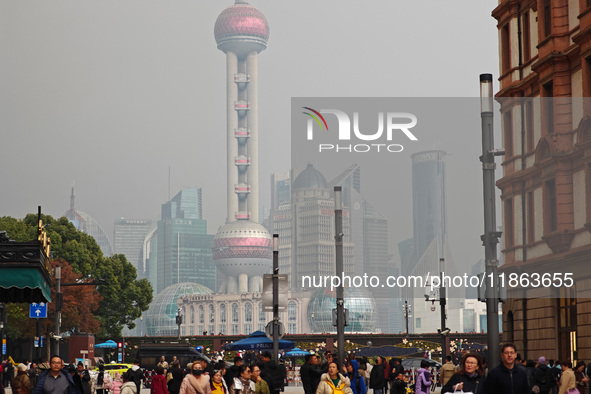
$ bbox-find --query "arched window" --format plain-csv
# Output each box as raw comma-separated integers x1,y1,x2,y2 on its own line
288,301,297,322
232,303,239,323
190,306,195,324
220,304,227,323
208,304,215,334
259,302,266,322
199,305,204,324
245,303,253,322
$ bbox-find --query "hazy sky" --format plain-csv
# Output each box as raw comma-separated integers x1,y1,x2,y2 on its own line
0,1,500,270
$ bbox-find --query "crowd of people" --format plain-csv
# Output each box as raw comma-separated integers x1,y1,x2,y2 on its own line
2,344,591,394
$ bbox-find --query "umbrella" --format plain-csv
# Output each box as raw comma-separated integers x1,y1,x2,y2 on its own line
223,331,295,351
284,348,310,357
95,340,118,349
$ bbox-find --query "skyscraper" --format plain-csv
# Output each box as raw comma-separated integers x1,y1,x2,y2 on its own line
113,218,153,278
152,187,215,294
64,186,113,257
211,0,273,294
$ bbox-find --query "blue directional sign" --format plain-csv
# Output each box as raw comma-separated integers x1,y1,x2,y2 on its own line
29,303,48,319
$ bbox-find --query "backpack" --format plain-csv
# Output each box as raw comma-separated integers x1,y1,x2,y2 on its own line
331,382,346,394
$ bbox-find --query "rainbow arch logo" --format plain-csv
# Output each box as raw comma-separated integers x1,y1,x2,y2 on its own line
302,107,328,132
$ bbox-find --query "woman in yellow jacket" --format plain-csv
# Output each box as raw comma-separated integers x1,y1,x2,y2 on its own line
559,361,577,394
316,362,353,394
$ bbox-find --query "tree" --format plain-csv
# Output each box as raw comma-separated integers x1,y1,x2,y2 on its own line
0,214,152,338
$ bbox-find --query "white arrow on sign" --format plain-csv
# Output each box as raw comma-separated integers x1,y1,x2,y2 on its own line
35,309,41,317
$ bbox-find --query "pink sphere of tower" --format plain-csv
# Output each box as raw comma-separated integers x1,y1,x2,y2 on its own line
214,0,269,56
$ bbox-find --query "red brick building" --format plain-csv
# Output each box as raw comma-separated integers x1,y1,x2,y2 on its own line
493,0,591,362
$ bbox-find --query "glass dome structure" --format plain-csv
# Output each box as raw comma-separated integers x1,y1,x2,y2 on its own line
307,287,377,333
145,282,213,336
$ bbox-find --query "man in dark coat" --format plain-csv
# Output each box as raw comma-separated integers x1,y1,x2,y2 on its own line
224,357,242,389
260,351,286,394
369,357,386,394
33,356,80,394
483,344,530,394
300,354,322,394
533,357,557,394
125,360,144,394
75,362,91,394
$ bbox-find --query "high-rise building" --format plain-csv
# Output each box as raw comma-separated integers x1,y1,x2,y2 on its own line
151,187,215,294
113,218,153,278
493,0,591,361
211,0,273,294
64,186,113,257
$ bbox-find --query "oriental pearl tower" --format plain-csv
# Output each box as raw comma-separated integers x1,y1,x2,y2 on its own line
211,0,272,294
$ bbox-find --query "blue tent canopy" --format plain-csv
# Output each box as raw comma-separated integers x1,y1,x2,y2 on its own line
284,348,310,357
95,340,118,349
223,331,294,351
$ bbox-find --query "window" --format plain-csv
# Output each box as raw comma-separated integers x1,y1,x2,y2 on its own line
209,304,215,324
245,303,252,323
502,23,511,73
232,303,239,323
190,306,195,324
504,110,513,157
220,304,227,323
558,286,577,361
504,198,514,248
416,318,421,328
544,0,552,37
288,301,297,322
523,11,531,62
259,302,266,322
199,305,204,324
527,192,535,244
525,100,534,151
545,180,557,233
543,81,554,135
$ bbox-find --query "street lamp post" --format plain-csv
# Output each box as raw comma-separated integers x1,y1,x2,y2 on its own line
176,309,182,338
403,301,411,335
54,265,62,356
439,258,447,362
272,234,279,363
480,73,503,368
334,186,345,368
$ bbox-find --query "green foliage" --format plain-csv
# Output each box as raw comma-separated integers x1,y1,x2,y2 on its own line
0,214,153,339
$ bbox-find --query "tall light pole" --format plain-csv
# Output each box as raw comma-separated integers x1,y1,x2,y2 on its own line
54,264,62,356
403,301,411,335
176,308,182,339
480,73,503,368
439,258,447,363
334,186,345,368
272,234,279,362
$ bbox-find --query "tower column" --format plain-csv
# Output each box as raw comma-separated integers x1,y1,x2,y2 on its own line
227,51,239,222
246,51,259,222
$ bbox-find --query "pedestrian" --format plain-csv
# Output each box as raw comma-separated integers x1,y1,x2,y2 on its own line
12,364,33,394
320,353,334,374
300,354,322,394
76,362,91,394
414,360,433,394
209,369,227,394
120,375,137,394
440,356,456,387
441,353,485,394
3,359,14,388
158,358,170,375
225,358,242,390
574,361,589,394
251,365,270,394
180,361,211,394
229,365,254,394
483,344,530,394
316,361,352,394
259,352,285,394
346,360,366,394
558,361,576,394
369,357,386,394
533,357,557,394
151,366,169,394
92,364,112,394
29,364,39,389
33,355,80,394
168,362,184,394
125,360,144,394
389,373,408,394
112,373,123,394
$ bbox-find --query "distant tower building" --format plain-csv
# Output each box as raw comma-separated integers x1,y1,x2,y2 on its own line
64,186,113,256
212,0,272,294
113,218,153,278
153,187,215,294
